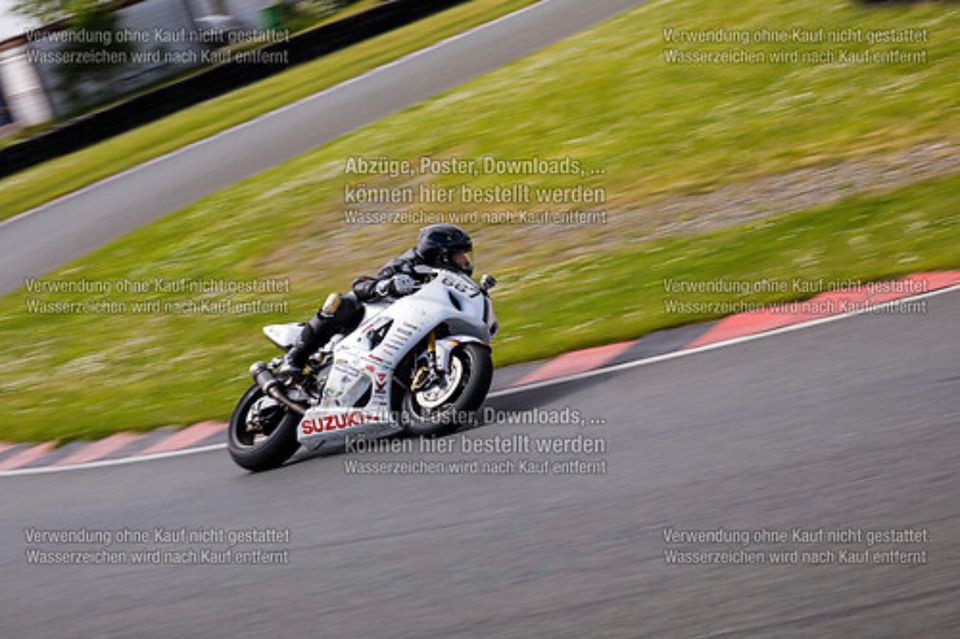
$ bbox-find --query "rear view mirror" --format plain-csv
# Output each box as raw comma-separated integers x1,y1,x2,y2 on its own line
480,274,497,292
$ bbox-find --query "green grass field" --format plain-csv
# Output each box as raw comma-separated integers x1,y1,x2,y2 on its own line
2,173,957,442
0,0,958,442
0,0,538,219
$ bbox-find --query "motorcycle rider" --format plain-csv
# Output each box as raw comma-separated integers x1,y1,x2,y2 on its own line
279,224,474,377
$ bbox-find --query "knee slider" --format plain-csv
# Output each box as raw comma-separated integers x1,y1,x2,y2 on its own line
321,292,342,316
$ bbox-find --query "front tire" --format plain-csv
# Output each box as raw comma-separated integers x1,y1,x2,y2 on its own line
401,343,493,437
228,383,301,472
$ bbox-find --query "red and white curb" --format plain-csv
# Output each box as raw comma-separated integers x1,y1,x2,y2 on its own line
686,271,960,349
2,270,958,476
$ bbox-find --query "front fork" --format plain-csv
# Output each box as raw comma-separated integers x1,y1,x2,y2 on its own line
410,330,438,392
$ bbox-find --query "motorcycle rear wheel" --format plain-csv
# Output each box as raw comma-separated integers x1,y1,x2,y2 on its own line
227,383,301,472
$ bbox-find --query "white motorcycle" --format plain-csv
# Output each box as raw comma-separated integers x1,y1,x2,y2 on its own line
228,267,498,471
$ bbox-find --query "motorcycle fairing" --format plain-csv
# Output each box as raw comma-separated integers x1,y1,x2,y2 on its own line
296,271,490,450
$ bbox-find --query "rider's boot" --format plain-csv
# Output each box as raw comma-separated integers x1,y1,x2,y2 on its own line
278,294,344,378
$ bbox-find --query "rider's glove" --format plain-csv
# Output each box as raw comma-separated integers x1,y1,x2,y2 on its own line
376,274,416,297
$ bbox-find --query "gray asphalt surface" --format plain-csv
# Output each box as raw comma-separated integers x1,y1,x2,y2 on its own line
0,0,645,295
2,289,958,638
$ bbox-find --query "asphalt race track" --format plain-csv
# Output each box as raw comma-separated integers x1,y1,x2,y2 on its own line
2,289,958,638
0,0,645,296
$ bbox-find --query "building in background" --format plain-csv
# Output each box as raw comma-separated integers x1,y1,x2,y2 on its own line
0,0,277,130
0,43,53,126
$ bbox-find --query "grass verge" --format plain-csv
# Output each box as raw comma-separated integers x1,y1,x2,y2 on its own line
1,172,957,442
0,0,538,219
0,0,958,441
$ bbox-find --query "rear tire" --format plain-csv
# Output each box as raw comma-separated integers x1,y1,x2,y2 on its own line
227,383,301,472
401,343,492,437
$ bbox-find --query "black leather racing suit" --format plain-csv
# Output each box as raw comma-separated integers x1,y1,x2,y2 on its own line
351,248,423,302
283,249,426,370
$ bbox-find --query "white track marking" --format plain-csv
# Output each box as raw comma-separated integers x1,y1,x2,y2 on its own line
1,283,957,477
0,444,227,476
0,0,554,231
489,283,960,395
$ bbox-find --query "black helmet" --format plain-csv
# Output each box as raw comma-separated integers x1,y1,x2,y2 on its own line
415,224,474,275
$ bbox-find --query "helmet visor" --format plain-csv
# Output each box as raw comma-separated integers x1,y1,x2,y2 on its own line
451,250,473,274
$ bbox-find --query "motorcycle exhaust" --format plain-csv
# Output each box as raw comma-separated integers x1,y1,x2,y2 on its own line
249,362,306,416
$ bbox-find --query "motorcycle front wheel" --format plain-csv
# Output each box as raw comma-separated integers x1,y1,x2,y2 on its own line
401,343,493,437
227,383,301,472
